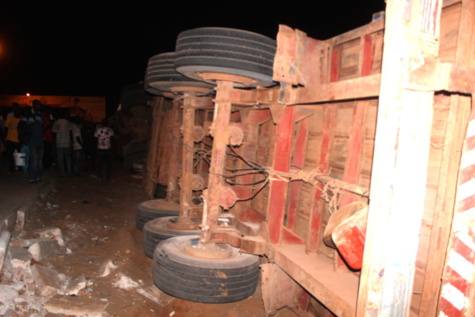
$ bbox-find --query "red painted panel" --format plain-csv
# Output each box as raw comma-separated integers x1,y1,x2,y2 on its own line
282,227,305,244
330,47,341,83
306,106,336,252
268,107,295,244
287,119,309,231
340,103,366,207
361,34,374,77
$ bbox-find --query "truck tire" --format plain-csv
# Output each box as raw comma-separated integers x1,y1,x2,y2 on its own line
135,199,180,231
142,216,201,258
175,27,277,88
152,235,260,303
120,83,151,112
144,52,214,94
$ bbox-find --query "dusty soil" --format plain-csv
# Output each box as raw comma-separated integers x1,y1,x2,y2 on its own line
1,162,303,317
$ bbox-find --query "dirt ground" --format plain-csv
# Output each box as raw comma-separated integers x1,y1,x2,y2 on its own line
0,161,304,317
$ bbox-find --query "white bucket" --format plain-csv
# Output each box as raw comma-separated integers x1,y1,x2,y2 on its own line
14,152,27,167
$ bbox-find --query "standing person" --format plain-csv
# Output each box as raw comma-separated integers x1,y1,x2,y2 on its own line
42,105,54,171
81,118,96,172
0,108,6,169
18,106,32,174
52,111,72,178
4,103,22,172
70,116,84,176
94,119,114,181
21,100,44,183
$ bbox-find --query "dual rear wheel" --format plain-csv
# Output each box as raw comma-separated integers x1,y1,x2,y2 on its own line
144,26,274,303
152,235,260,303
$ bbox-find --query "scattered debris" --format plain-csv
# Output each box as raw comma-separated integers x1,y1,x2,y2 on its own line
32,227,65,246
8,246,32,270
136,287,162,305
0,231,12,270
113,273,140,290
44,295,109,317
0,169,274,316
28,239,60,261
64,275,87,296
91,236,109,242
11,237,52,248
46,202,59,208
0,285,19,315
14,209,26,232
30,264,67,296
99,261,117,277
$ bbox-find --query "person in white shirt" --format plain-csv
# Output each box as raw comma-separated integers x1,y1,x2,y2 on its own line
70,116,84,176
94,119,114,181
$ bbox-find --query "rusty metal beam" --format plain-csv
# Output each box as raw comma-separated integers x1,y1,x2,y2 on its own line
178,95,196,221
188,96,215,109
165,99,182,202
201,81,234,242
207,228,267,255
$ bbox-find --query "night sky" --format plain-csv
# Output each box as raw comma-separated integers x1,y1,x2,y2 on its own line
0,1,386,116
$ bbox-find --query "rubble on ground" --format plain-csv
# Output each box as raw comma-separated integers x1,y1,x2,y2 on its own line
0,219,168,317
0,226,109,316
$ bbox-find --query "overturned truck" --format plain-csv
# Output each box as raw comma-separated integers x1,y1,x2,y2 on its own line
139,0,475,316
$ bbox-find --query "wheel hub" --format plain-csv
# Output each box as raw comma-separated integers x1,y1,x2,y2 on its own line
199,72,258,87
182,238,233,259
166,217,201,230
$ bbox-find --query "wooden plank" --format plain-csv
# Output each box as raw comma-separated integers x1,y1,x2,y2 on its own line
325,18,385,47
356,0,442,316
291,74,381,105
453,0,475,64
273,25,322,87
270,243,359,317
339,102,367,209
439,1,461,63
420,0,475,312
260,263,301,315
437,100,475,316
419,97,470,317
339,25,373,206
339,39,361,81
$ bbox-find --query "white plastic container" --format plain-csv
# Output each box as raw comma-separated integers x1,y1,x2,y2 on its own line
14,151,27,167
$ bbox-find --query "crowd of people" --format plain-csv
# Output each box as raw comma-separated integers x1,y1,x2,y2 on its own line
0,100,114,183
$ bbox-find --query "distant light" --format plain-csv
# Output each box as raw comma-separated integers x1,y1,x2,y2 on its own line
26,93,30,96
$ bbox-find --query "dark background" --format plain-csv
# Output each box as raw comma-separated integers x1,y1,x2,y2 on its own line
0,1,386,117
